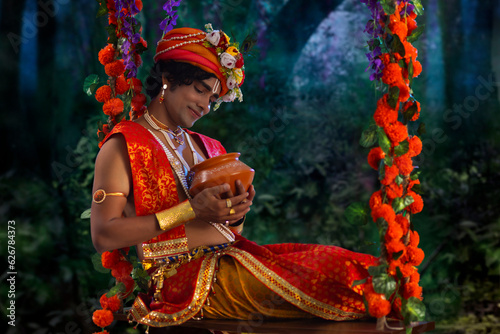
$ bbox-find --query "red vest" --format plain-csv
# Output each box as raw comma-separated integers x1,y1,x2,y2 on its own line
104,121,226,258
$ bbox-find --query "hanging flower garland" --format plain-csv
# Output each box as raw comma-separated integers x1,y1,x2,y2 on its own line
83,1,148,333
90,247,150,334
83,0,148,148
350,0,426,331
84,2,184,333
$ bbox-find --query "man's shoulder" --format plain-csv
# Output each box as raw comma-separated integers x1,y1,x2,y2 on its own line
185,129,226,157
104,121,149,142
185,129,220,144
111,120,145,133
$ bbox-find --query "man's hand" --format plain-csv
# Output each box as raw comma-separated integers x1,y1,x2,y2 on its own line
190,182,253,224
224,179,256,204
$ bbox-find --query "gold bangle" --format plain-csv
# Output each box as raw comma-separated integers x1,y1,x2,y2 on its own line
155,200,196,231
229,216,245,234
229,216,246,227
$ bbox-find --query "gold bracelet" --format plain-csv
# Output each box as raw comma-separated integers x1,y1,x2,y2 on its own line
229,216,245,234
155,200,196,231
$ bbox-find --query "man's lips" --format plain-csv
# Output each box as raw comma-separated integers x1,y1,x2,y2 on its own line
189,107,201,118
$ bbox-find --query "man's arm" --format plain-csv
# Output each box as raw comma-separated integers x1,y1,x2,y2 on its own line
90,135,253,253
90,135,164,253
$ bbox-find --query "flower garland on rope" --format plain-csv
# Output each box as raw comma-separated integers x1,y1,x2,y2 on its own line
84,2,184,333
351,0,426,331
83,0,148,148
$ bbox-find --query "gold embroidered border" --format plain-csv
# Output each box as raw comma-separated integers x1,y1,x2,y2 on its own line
225,247,366,321
142,237,189,259
129,253,217,326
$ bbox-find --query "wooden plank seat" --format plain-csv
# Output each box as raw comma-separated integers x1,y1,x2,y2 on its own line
115,313,435,333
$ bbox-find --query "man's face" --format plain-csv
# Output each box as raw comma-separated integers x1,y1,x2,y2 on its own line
163,77,221,128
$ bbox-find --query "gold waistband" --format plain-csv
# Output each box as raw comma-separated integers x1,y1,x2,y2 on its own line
142,237,189,260
142,242,234,270
145,242,234,302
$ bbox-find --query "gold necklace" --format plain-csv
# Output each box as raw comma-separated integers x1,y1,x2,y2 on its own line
144,113,235,243
149,113,185,145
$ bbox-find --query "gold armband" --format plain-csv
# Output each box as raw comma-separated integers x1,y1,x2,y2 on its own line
93,189,126,204
155,200,196,231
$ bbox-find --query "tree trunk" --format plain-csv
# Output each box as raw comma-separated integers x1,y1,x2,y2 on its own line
0,0,26,174
440,0,499,128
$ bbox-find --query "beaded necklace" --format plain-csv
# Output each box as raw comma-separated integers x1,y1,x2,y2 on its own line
144,111,195,195
149,113,185,145
144,111,235,242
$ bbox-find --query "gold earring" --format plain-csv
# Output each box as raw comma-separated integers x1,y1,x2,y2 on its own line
159,84,167,103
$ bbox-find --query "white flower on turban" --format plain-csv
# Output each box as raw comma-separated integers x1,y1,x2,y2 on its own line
220,52,236,69
206,30,221,46
226,75,238,90
222,90,236,102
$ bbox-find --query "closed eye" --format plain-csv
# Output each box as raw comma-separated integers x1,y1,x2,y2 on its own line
199,80,220,100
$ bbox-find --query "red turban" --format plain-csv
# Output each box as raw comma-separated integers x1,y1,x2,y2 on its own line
154,27,245,99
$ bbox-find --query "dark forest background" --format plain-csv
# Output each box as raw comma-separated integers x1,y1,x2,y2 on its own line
1,0,499,333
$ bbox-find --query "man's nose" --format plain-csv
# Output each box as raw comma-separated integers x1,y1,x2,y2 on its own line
197,97,210,115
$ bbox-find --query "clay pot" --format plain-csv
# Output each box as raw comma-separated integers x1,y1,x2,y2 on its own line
188,153,255,197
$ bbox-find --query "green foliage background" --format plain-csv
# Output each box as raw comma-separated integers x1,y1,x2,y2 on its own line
1,0,499,333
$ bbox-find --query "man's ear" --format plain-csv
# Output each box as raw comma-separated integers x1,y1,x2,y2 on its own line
161,73,174,90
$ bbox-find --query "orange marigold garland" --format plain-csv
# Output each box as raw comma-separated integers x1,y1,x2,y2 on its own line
85,3,183,332
83,0,148,149
104,60,126,78
93,309,114,328
98,44,116,66
95,85,113,103
86,2,153,332
102,98,125,117
100,294,122,313
356,0,427,330
101,249,121,269
90,247,149,332
368,147,386,170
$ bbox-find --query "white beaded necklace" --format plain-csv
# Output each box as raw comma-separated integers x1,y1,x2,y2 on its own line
144,111,198,171
144,112,235,242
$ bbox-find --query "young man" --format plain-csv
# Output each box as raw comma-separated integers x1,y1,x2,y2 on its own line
91,26,377,329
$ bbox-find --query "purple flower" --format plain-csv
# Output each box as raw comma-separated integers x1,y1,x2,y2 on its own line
401,3,415,16
163,0,181,11
122,18,133,37
160,0,182,34
122,39,131,53
368,58,384,81
111,0,142,78
130,1,140,15
360,0,388,82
